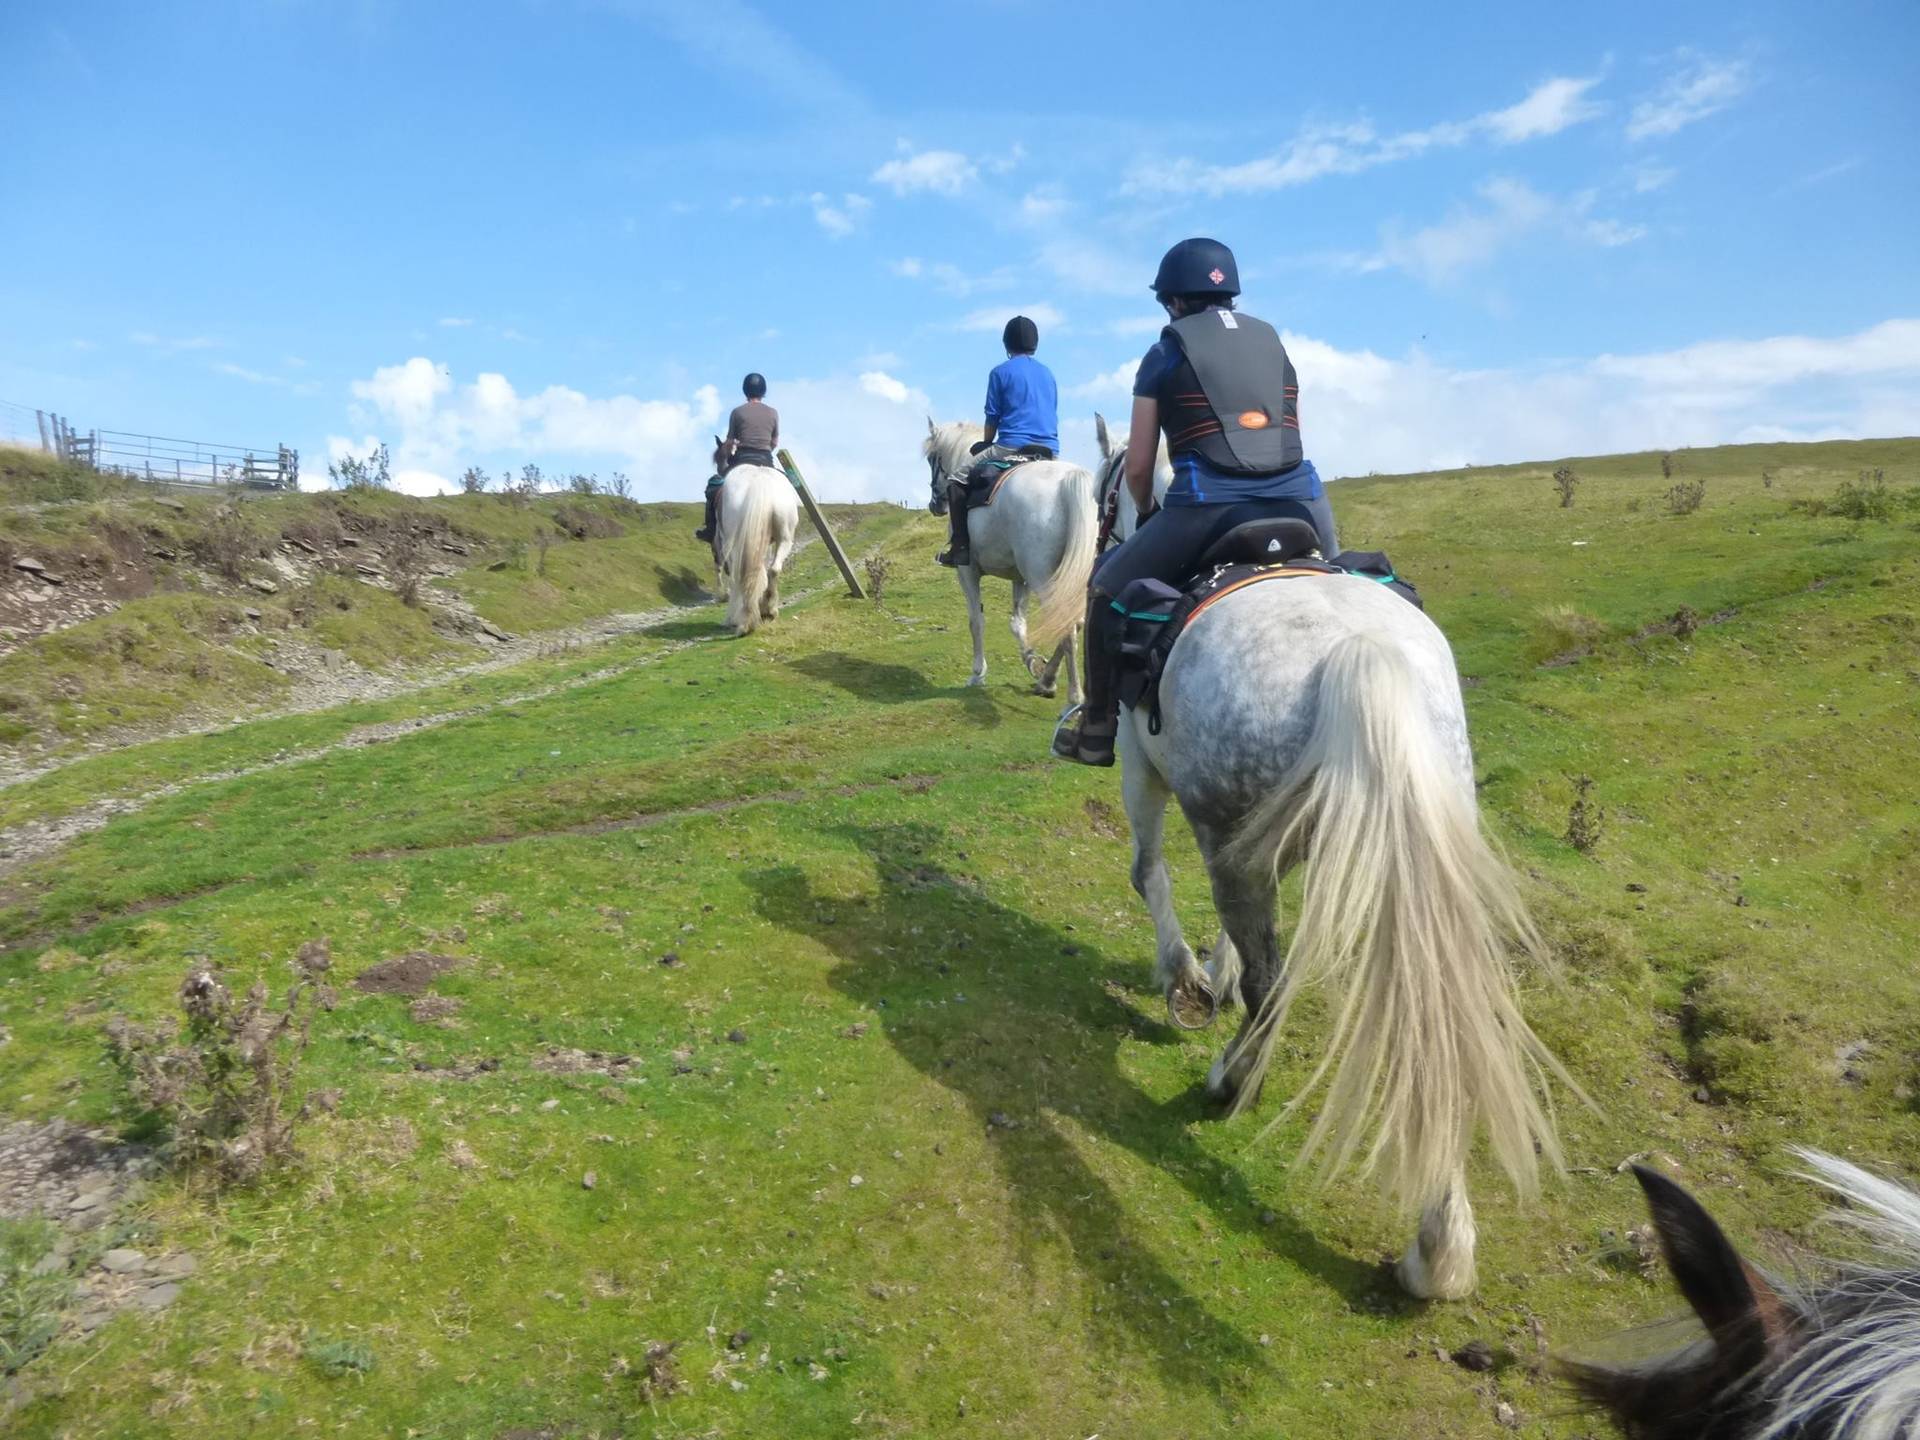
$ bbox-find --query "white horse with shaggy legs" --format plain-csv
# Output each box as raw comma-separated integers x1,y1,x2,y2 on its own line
1114,549,1575,1299
924,420,1096,698
718,462,799,636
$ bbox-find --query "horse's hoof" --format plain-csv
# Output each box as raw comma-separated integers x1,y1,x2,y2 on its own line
1166,976,1219,1030
1031,682,1056,699
1021,653,1045,681
966,675,986,689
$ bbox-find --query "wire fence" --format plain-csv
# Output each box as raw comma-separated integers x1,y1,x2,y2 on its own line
0,397,298,490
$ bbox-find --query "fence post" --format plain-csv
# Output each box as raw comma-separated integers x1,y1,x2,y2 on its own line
34,410,48,452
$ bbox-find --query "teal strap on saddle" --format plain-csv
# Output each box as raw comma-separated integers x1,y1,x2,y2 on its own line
1108,601,1174,620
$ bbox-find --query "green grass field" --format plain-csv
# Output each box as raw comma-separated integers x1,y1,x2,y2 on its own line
1,440,1917,1437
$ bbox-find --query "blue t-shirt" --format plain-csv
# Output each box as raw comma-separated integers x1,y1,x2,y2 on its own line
985,354,1059,452
1134,337,1323,506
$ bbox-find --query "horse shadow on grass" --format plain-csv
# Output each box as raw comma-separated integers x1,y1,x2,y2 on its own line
787,651,1001,726
651,563,713,607
745,822,1388,1397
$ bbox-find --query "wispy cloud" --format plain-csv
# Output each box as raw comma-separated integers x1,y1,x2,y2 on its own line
1123,73,1605,197
213,361,284,386
1346,178,1642,285
131,331,223,352
859,370,910,403
811,191,871,237
872,145,978,196
437,316,475,328
1627,54,1751,140
890,257,1014,297
1631,163,1678,193
1775,157,1863,196
956,302,1066,334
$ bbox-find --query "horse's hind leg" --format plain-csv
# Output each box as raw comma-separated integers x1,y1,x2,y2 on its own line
1009,580,1046,687
1120,727,1213,1029
1397,1173,1478,1300
1197,832,1282,1105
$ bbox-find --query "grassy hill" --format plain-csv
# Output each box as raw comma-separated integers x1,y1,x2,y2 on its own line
0,437,1916,1437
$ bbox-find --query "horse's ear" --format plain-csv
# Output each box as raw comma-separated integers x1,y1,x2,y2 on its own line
1094,412,1111,458
1632,1165,1790,1361
927,415,937,438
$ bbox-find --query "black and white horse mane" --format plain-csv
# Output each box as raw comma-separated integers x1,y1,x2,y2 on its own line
1570,1148,1920,1439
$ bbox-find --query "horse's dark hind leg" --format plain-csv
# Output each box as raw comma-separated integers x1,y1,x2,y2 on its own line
1197,828,1283,1108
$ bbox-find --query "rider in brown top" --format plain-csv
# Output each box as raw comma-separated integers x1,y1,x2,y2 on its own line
697,373,779,541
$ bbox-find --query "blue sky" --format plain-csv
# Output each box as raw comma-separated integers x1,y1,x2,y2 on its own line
2,0,1916,499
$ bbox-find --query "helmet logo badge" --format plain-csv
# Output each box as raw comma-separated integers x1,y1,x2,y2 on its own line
1208,268,1226,285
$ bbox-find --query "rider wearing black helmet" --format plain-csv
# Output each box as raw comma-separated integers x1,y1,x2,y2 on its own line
697,373,780,542
1052,238,1341,766
935,315,1060,567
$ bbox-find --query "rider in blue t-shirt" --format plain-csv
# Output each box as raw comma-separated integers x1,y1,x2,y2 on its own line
936,316,1059,568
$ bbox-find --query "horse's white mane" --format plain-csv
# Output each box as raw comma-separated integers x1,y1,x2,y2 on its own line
1755,1148,1920,1440
924,419,984,483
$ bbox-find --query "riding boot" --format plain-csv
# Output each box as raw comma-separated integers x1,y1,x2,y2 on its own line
936,483,971,567
1052,594,1120,766
694,485,719,542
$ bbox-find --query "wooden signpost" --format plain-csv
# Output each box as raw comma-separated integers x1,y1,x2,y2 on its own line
777,448,864,599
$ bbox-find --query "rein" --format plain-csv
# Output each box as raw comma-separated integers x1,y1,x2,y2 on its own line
1095,447,1127,555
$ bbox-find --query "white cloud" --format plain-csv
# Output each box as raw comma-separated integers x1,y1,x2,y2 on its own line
1069,360,1142,400
1482,75,1605,142
859,370,911,403
1632,164,1678,193
1018,187,1068,224
872,145,978,196
890,257,923,278
327,358,952,503
811,191,871,237
437,316,475,328
956,302,1067,334
1350,178,1642,285
1628,56,1751,140
1124,73,1605,196
891,257,1014,297
1288,319,1920,479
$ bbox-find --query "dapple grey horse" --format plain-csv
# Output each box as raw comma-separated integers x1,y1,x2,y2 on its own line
1091,413,1571,1299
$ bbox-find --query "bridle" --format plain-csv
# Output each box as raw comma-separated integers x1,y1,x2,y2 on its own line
1095,444,1128,555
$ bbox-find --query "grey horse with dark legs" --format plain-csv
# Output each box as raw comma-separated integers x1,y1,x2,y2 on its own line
1116,563,1575,1298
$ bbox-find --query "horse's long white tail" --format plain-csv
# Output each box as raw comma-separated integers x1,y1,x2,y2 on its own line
1028,469,1098,647
724,473,777,634
1222,633,1571,1207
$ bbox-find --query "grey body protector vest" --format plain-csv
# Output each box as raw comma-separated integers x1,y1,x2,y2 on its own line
1162,309,1302,475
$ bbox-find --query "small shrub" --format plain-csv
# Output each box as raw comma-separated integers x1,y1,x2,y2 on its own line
304,1337,376,1378
862,552,893,605
328,444,391,492
1762,467,1776,489
501,539,528,571
458,466,489,495
187,506,263,583
1565,775,1603,854
551,504,623,540
566,472,599,496
105,939,337,1186
1,1220,73,1376
387,526,424,607
1529,604,1607,665
1665,478,1706,515
607,471,633,500
1660,452,1674,480
1552,466,1579,508
1670,605,1698,640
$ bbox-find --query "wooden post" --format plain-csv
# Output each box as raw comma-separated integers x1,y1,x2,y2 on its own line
35,410,49,452
776,449,864,599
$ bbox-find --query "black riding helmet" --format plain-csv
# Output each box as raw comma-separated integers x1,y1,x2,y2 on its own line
1151,238,1240,300
1001,316,1039,354
742,372,767,399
